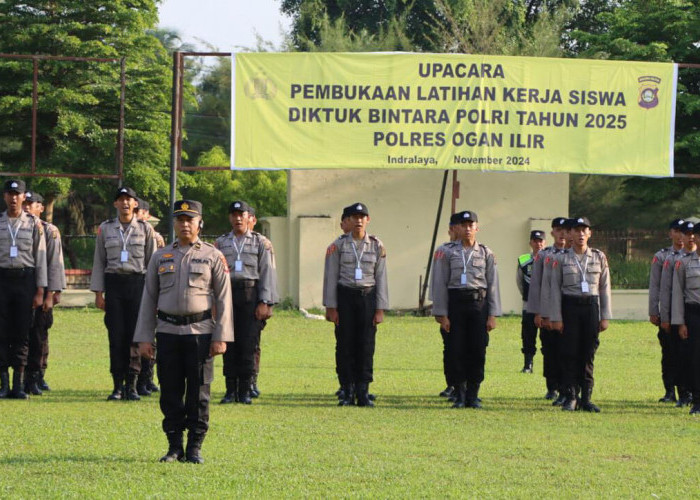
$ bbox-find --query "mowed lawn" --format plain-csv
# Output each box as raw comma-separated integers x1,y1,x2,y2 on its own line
1,309,699,498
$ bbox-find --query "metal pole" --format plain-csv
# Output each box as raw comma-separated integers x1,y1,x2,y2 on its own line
168,51,182,243
451,170,459,213
31,58,38,174
419,170,449,312
116,57,126,187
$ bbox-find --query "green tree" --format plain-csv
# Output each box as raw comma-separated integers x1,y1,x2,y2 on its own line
281,0,577,54
568,0,700,228
0,0,172,232
180,146,287,236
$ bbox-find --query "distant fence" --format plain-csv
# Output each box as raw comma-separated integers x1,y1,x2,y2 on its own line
592,229,667,289
62,230,661,290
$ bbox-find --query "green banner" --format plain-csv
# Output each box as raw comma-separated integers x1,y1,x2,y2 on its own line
233,53,676,176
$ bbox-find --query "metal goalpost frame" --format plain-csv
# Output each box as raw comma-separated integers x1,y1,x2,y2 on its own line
0,53,127,180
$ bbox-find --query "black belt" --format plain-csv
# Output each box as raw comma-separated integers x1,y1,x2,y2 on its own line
0,267,34,277
157,310,212,326
685,302,700,311
563,295,598,305
338,285,375,296
450,288,486,302
232,279,257,289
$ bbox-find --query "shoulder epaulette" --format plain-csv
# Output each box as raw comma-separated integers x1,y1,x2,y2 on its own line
200,241,215,248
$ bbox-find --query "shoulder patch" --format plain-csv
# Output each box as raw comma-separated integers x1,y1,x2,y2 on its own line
326,244,338,257
652,256,658,264
219,253,229,273
434,249,444,261
663,259,670,269
676,260,682,270
552,260,558,268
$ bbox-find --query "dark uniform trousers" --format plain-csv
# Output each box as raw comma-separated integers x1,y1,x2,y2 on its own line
657,326,678,392
223,282,262,380
439,327,455,387
0,268,35,370
560,296,600,401
669,324,690,394
521,311,538,357
682,304,700,404
337,285,377,385
156,333,213,435
539,328,561,392
27,300,53,373
104,273,144,378
446,289,489,386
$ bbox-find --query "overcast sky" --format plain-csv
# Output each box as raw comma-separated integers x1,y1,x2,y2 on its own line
157,0,292,51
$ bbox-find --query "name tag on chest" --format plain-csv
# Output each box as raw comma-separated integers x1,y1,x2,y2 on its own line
121,250,129,263
461,273,467,285
581,281,590,293
235,260,243,272
10,245,18,258
355,268,363,280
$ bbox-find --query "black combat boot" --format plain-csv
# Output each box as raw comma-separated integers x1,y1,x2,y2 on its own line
675,387,692,407
439,386,455,398
237,377,253,404
107,374,124,400
356,382,375,407
451,382,467,408
220,377,237,404
124,373,141,401
338,384,354,406
26,371,43,396
521,355,533,374
659,380,676,403
466,382,483,409
561,388,577,411
10,369,28,399
137,371,151,396
250,375,260,398
0,370,10,398
159,432,185,462
185,432,206,464
579,388,601,413
39,371,50,391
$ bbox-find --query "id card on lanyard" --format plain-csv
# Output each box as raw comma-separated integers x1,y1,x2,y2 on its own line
352,240,365,281
8,218,21,258
461,247,474,285
119,224,132,263
575,253,590,293
231,234,245,272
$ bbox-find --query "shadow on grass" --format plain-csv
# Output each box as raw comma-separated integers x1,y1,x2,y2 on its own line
0,454,142,465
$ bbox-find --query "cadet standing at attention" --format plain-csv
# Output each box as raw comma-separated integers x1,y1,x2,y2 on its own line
135,200,233,463
526,217,568,402
135,198,164,397
0,180,47,399
664,221,695,408
22,191,66,395
650,218,685,403
516,230,545,374
431,210,501,409
247,205,279,399
216,201,277,405
671,222,700,415
323,203,388,407
550,217,611,412
91,187,157,401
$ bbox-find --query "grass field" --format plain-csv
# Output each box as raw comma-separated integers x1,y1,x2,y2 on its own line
1,309,699,498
